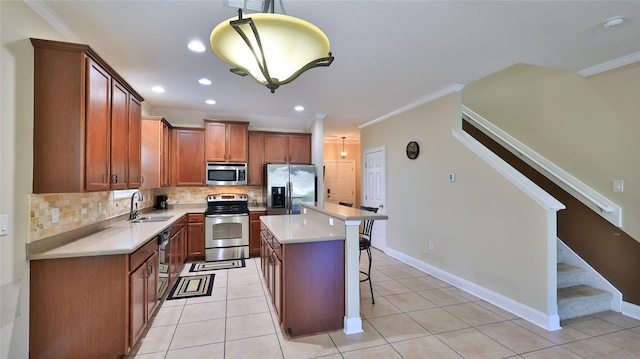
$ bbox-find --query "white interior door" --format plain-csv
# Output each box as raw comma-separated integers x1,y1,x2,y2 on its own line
363,147,386,250
323,160,356,205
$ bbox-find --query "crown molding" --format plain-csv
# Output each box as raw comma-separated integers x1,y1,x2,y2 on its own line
578,52,640,77
25,0,81,43
359,84,464,129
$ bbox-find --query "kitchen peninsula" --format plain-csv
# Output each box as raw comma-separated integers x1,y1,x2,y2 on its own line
260,202,388,337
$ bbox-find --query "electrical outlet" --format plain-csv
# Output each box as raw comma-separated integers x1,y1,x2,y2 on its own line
51,208,60,224
185,192,191,199
303,208,307,214
329,218,334,226
98,201,102,213
428,241,434,250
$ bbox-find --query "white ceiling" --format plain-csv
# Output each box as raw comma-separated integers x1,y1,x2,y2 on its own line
35,0,640,141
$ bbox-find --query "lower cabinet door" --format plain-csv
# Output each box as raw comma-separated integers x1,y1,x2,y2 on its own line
130,263,147,345
146,253,159,319
273,253,282,320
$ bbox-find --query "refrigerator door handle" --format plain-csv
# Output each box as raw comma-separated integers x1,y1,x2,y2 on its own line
287,181,293,214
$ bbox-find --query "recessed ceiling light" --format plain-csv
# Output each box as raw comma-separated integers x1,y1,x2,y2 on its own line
199,78,212,85
152,86,165,93
603,16,624,28
187,41,206,52
206,99,216,105
294,106,304,111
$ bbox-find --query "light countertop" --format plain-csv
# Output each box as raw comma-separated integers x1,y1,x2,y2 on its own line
28,205,207,261
260,215,345,244
300,202,388,221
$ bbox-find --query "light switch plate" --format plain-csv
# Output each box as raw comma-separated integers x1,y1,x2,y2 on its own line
613,179,624,193
448,173,455,182
0,215,8,236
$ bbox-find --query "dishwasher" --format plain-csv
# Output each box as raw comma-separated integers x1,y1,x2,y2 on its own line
157,227,172,299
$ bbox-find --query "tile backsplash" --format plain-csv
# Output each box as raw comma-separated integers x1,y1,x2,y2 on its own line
29,186,263,243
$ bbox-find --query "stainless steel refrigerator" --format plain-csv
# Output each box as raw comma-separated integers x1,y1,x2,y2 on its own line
265,164,316,215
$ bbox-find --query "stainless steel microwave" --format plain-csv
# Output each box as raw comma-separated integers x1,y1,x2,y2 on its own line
206,162,247,186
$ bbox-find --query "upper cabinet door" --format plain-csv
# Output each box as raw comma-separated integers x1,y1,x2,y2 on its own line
175,129,205,186
85,59,112,191
128,97,142,188
263,134,288,164
287,135,312,164
227,123,248,162
205,122,226,162
110,80,129,190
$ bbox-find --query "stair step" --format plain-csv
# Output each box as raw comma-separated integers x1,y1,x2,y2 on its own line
557,263,585,289
558,285,613,320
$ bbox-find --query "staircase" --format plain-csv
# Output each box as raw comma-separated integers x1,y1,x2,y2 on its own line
557,248,613,320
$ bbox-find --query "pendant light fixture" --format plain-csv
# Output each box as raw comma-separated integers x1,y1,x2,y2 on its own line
210,0,334,93
340,137,347,159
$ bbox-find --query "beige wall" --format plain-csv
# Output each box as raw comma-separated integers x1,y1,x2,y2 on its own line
1,2,69,356
323,140,362,207
462,63,640,242
361,93,553,313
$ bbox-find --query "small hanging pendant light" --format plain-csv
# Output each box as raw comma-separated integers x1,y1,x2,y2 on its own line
340,137,347,159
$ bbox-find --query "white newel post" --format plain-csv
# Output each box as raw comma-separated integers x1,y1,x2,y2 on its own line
343,219,363,334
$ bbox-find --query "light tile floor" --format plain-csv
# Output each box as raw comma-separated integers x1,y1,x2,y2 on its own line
131,248,640,358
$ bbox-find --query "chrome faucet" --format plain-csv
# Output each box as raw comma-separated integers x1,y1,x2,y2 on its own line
129,191,143,220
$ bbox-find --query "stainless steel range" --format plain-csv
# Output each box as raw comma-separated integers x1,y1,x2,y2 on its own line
204,193,250,262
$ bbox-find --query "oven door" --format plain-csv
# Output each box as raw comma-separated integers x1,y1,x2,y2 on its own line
205,214,249,261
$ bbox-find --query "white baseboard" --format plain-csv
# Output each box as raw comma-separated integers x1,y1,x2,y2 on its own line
621,301,640,320
385,247,561,331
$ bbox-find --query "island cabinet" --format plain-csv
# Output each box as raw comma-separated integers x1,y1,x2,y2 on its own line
141,116,172,188
249,210,266,257
31,38,144,193
263,132,312,164
30,238,159,358
187,213,205,260
172,128,205,186
260,223,345,338
204,120,249,162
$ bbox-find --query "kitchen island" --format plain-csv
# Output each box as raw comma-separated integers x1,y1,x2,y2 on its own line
260,202,388,336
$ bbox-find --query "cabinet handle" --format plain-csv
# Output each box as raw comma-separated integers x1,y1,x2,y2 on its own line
147,263,153,276
140,175,145,184
114,174,118,183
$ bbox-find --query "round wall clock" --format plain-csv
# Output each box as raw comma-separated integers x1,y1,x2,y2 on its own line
406,141,419,159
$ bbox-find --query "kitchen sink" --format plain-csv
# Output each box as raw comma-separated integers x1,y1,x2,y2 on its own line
130,215,174,223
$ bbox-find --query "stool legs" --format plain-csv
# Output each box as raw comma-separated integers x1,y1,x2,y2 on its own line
359,245,374,304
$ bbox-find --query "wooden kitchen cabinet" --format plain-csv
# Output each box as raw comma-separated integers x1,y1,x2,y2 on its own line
129,240,159,346
30,237,159,358
173,128,205,186
249,211,266,257
263,133,312,164
169,215,187,285
128,97,143,188
187,213,205,260
248,131,264,186
141,116,172,188
31,38,144,193
259,222,344,337
204,120,249,162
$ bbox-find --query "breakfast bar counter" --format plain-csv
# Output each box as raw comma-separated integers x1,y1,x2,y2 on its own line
259,202,388,336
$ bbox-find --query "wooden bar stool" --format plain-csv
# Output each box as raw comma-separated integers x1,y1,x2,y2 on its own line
359,205,378,304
